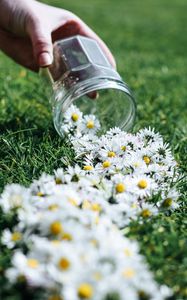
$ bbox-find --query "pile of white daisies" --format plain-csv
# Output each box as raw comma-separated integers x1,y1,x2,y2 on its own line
0,104,181,300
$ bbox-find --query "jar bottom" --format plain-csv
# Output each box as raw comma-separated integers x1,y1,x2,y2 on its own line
53,78,136,136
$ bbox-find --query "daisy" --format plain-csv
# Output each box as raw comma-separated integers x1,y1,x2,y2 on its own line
80,114,101,135
97,137,121,160
160,188,180,210
94,160,116,176
54,168,66,184
137,127,163,146
0,184,30,213
129,175,157,198
105,127,123,137
30,173,56,197
139,203,158,219
73,134,99,157
6,251,49,288
64,104,83,125
1,229,22,249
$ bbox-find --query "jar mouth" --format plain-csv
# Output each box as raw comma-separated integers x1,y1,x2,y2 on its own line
53,77,136,136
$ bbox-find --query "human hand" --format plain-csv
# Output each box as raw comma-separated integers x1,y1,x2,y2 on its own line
0,0,116,72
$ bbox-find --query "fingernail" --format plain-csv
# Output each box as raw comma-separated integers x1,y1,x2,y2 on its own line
87,91,99,100
39,52,53,67
96,92,99,99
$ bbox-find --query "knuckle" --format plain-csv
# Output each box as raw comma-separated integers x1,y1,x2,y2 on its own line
35,39,51,49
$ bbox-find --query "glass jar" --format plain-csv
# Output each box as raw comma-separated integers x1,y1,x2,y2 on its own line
40,35,136,136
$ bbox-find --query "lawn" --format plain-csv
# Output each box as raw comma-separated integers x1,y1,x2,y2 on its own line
0,0,186,299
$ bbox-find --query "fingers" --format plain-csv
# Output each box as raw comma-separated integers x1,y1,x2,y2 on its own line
27,18,53,67
0,28,37,71
51,17,116,69
26,8,116,71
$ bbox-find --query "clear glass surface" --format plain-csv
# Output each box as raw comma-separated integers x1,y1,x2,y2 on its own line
40,35,136,136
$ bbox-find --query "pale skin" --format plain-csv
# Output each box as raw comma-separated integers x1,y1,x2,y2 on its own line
0,0,116,72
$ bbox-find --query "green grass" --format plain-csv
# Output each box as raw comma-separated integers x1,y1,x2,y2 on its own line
0,0,187,299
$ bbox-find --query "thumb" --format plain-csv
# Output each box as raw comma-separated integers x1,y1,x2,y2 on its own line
28,20,53,67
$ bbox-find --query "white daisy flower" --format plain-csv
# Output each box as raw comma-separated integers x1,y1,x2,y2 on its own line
139,203,158,219
137,127,163,145
129,175,157,198
97,137,121,160
0,184,30,213
6,251,50,288
30,173,56,197
160,188,180,210
105,127,123,137
1,229,22,249
80,114,101,135
64,104,83,125
94,160,116,176
73,134,99,157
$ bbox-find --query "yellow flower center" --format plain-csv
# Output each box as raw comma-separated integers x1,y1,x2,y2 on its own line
17,275,26,283
82,200,92,210
78,283,93,299
83,165,93,171
91,203,102,212
58,257,70,271
102,161,111,168
138,179,148,189
71,113,79,122
11,232,22,242
48,204,59,211
143,156,151,165
86,120,94,129
37,191,44,197
141,209,152,218
55,178,62,184
131,203,138,209
90,239,98,247
108,151,116,157
51,240,61,246
138,291,148,299
61,232,73,241
27,259,39,269
122,267,135,278
133,162,140,168
116,183,126,193
50,222,63,235
95,215,99,224
11,195,22,207
162,198,173,207
68,198,78,206
124,248,132,257
121,146,126,151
